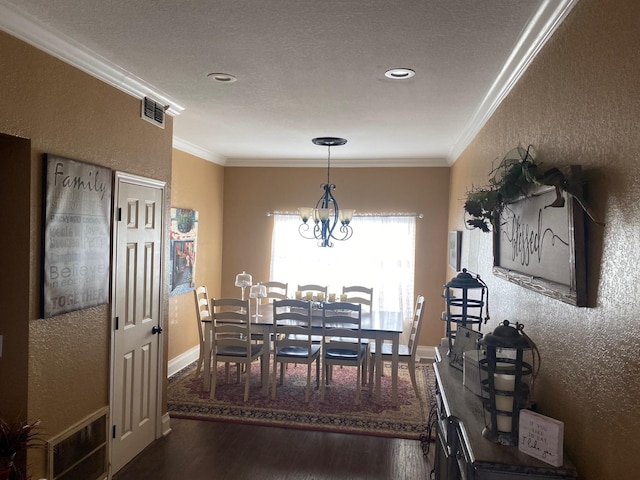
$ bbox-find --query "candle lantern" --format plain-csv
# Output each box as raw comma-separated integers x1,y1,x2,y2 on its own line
478,320,533,446
442,268,488,355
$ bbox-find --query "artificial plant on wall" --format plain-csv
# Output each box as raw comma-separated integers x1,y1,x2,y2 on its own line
463,145,601,232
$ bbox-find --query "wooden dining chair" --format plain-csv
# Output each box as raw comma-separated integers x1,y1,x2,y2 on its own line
194,286,241,381
342,285,373,310
297,284,328,301
368,295,426,399
210,298,266,402
192,285,211,378
262,281,288,303
271,299,321,402
321,302,366,404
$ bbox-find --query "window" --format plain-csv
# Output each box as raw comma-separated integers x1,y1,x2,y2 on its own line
269,214,416,323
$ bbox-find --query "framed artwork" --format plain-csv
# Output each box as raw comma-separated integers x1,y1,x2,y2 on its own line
448,230,462,271
42,154,112,318
169,208,198,296
492,166,587,306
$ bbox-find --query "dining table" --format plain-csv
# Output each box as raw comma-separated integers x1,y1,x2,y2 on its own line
201,302,404,405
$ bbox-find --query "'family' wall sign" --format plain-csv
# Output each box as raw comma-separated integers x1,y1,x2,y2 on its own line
42,154,112,318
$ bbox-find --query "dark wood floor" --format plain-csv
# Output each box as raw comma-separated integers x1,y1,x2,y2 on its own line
113,418,434,480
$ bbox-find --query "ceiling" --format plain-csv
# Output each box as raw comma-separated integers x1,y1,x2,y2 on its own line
0,1,576,166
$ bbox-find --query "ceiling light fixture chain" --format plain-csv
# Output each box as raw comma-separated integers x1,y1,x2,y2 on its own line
299,137,354,247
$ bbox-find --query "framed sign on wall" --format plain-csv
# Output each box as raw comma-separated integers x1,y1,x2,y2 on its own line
492,166,587,306
42,154,112,318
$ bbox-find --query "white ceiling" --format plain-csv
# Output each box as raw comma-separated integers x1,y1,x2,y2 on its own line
0,0,577,166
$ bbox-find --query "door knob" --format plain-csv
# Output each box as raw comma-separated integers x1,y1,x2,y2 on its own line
152,325,163,335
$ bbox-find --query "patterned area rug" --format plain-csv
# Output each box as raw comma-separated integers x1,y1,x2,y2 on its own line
168,360,436,439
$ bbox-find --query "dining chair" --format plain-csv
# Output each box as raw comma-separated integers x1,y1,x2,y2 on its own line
192,285,211,378
194,286,242,381
271,299,321,402
341,285,373,310
297,284,328,301
262,281,288,303
321,302,366,404
368,294,426,399
210,297,266,402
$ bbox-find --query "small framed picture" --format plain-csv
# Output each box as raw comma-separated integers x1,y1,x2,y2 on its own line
448,230,462,271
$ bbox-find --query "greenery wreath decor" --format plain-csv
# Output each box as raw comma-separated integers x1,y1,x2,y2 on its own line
463,145,600,232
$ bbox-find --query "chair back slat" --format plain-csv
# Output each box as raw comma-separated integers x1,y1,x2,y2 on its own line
407,295,426,356
341,285,373,308
298,284,328,295
262,281,289,302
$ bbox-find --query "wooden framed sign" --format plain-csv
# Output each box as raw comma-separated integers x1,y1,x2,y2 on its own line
492,166,587,306
42,154,112,318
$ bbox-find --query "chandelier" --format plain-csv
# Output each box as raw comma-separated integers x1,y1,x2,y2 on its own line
299,137,354,247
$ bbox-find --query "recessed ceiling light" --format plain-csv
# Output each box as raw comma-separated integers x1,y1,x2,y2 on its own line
207,73,237,83
384,68,415,80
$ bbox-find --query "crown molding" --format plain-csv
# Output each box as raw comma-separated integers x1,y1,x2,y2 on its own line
0,0,185,116
173,137,227,165
1,0,576,165
447,0,579,165
225,157,448,168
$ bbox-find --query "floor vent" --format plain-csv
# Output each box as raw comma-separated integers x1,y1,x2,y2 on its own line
141,96,166,128
47,407,108,480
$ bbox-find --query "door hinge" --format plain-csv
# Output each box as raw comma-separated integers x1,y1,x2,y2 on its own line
115,316,119,330
112,425,116,439
118,207,122,222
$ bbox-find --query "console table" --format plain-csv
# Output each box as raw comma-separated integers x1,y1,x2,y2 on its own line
433,350,578,479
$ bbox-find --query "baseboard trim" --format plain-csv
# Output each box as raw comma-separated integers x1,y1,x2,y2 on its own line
168,346,199,378
161,413,172,436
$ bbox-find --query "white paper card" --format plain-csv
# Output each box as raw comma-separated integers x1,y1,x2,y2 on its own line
518,409,564,467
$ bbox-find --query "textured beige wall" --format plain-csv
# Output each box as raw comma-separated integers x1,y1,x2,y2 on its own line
221,166,450,346
169,150,224,360
448,1,640,478
0,31,173,478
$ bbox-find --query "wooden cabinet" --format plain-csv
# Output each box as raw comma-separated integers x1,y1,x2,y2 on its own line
433,352,578,480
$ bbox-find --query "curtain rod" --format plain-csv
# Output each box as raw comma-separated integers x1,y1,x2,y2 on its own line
266,211,423,218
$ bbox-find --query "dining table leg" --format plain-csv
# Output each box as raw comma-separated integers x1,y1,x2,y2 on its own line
374,336,383,403
260,328,270,396
391,332,399,406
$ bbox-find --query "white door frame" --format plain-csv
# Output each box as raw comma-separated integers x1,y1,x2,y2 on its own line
109,171,167,477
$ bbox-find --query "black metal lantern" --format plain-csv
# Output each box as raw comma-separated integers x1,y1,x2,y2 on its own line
442,268,488,355
478,320,533,446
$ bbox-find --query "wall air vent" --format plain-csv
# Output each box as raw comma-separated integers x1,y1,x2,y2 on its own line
47,407,108,480
141,97,166,128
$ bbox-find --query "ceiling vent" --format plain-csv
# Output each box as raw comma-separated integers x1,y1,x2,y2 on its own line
141,97,166,128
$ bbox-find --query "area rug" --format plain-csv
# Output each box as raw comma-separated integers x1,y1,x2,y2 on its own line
168,360,436,439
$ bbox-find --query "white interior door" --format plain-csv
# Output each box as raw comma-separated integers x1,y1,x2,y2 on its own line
110,173,165,474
